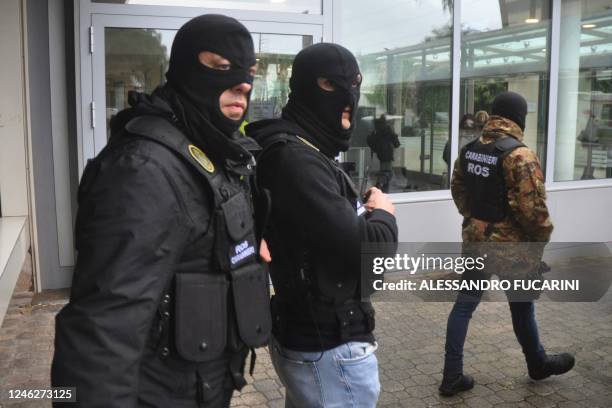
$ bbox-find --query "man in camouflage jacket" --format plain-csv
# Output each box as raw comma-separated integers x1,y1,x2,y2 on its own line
439,92,575,397
452,118,552,244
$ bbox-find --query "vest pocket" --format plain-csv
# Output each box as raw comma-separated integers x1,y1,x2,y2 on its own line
222,192,254,242
215,192,258,271
231,263,272,347
175,273,228,362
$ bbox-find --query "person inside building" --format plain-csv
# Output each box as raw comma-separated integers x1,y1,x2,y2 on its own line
443,113,480,172
51,14,272,407
246,43,398,407
473,110,490,131
439,91,575,397
367,113,400,192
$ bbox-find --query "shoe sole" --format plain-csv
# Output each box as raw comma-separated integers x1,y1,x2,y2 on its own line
438,382,474,397
529,357,576,381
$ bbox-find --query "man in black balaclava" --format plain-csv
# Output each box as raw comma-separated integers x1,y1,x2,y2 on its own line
164,14,256,159
52,15,272,408
246,43,398,407
439,91,574,397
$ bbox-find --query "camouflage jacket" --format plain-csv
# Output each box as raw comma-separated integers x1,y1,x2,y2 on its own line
451,116,554,244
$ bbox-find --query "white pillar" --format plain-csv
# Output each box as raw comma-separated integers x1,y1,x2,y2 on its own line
554,0,582,181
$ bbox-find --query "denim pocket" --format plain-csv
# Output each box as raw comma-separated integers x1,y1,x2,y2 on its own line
269,339,325,407
335,342,380,407
271,339,321,365
336,342,378,365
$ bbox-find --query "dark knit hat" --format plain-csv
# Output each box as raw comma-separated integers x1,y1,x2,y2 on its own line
491,91,528,131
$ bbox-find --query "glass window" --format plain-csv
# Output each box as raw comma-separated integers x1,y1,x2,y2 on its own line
104,28,173,140
337,0,453,194
554,0,612,181
92,0,322,14
460,0,552,170
248,34,313,122
104,27,312,140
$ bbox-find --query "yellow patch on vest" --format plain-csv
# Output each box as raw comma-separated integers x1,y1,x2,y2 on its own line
188,145,215,173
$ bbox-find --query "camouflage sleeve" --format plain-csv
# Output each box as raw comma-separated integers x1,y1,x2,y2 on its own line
503,147,554,242
451,157,470,218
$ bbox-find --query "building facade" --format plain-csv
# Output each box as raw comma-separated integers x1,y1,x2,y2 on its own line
0,0,611,317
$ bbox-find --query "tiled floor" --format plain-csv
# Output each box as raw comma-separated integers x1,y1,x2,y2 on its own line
1,286,611,407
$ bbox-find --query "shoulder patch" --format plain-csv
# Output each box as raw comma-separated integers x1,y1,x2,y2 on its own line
495,136,524,152
188,145,215,173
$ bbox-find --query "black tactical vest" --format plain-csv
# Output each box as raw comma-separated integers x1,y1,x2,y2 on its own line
460,136,525,222
124,115,271,365
256,133,374,345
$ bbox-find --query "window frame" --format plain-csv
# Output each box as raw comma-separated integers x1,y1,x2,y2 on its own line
331,0,612,202
77,0,328,175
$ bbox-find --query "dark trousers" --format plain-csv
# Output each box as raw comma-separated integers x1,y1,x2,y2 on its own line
375,161,393,193
137,346,237,408
443,291,546,379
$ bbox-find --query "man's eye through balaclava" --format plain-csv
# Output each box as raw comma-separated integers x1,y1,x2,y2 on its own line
166,14,255,136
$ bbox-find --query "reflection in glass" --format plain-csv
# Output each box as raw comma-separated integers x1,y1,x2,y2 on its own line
105,28,173,140
460,0,551,170
104,28,311,140
92,0,322,14
338,0,453,194
248,34,313,122
554,0,612,181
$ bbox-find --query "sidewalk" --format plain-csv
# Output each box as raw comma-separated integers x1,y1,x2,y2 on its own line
0,289,610,407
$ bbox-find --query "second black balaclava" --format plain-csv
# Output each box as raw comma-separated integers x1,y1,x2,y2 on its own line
166,14,255,138
282,43,361,158
491,91,528,131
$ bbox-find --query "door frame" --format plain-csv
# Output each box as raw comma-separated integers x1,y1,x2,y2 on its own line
85,14,322,165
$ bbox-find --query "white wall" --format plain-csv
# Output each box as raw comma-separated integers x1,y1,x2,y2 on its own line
0,0,29,218
395,197,463,242
0,217,29,325
393,185,612,243
0,0,31,323
547,186,612,242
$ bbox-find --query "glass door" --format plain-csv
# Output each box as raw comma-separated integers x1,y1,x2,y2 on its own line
90,14,321,159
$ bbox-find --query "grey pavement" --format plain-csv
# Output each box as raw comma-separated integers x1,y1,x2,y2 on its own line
0,289,611,408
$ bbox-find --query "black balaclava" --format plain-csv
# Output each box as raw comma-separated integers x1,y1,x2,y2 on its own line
491,91,528,131
166,14,255,138
282,43,361,157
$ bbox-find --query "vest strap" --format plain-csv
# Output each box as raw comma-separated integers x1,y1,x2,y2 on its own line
126,115,234,206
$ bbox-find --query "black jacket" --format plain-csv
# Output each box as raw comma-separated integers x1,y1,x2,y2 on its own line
367,123,400,162
51,92,268,407
247,119,398,351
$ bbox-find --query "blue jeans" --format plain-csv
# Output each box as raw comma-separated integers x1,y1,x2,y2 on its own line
443,292,547,379
270,336,380,408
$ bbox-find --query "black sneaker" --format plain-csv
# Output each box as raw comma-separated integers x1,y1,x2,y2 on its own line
439,374,475,397
528,353,575,381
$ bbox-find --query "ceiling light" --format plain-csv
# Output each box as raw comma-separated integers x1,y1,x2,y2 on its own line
582,23,597,29
270,0,286,3
525,18,539,23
